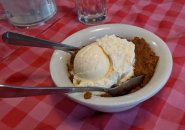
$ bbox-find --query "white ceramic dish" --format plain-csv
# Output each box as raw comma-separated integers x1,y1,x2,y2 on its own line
50,24,172,112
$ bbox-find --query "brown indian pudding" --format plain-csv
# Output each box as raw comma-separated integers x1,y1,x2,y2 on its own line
67,37,159,99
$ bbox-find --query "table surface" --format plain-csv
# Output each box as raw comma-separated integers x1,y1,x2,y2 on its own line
0,0,185,130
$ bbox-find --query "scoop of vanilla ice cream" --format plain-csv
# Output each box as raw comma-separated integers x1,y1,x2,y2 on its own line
73,43,110,82
72,35,135,88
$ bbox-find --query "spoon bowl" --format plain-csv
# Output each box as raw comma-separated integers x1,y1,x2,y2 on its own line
0,75,143,98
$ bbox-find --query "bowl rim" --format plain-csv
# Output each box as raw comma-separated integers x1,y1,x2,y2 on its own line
50,24,173,107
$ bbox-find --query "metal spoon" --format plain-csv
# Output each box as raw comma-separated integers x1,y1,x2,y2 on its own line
2,32,80,52
0,75,144,98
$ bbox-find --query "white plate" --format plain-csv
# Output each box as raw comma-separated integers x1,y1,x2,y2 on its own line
50,24,172,112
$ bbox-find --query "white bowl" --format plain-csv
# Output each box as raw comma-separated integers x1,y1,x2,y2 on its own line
50,24,172,112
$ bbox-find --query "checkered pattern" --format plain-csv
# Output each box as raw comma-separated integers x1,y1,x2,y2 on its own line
0,0,185,129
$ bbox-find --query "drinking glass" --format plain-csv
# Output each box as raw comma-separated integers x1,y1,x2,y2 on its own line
75,0,106,24
0,0,57,27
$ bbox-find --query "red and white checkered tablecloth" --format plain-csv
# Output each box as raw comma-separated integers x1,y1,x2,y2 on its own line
0,0,185,130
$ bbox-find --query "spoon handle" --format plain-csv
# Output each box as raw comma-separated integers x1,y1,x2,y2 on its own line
0,84,107,98
2,32,79,52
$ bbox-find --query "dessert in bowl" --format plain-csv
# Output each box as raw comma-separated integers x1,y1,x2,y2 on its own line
50,24,172,112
